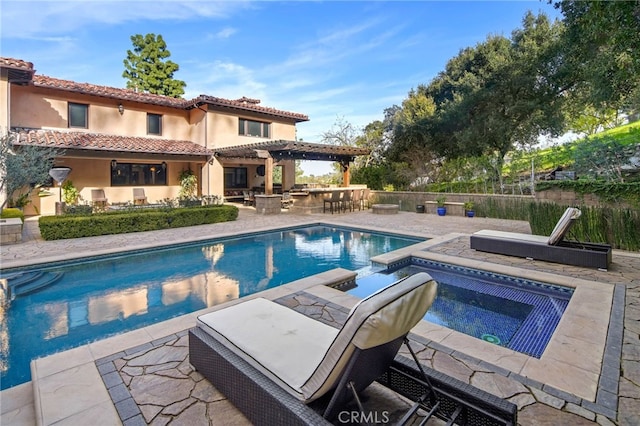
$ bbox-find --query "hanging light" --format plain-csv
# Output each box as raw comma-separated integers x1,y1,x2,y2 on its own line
111,159,117,170
161,161,167,171
118,103,124,115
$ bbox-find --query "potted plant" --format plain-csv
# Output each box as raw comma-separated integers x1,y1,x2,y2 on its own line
436,196,447,216
464,201,475,218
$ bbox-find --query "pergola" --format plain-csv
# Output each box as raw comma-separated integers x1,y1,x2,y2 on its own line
214,140,370,194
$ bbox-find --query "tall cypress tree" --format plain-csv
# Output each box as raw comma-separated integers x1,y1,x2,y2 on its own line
122,33,186,98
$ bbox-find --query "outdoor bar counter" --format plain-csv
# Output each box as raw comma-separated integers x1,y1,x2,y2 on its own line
288,186,367,214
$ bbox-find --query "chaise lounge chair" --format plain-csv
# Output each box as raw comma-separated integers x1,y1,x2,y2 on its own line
470,207,612,270
189,273,438,423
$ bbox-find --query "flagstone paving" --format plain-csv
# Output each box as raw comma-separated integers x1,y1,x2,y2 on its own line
1,207,639,425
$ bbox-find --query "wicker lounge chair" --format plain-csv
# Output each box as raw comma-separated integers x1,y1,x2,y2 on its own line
190,273,438,423
470,207,612,270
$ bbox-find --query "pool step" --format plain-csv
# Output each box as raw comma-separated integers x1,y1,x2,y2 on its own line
6,271,64,299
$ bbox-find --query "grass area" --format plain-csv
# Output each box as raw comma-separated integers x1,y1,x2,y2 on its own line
506,121,640,174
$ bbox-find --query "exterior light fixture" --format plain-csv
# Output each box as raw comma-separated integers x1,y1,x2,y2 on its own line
118,103,124,115
111,159,117,170
161,161,167,171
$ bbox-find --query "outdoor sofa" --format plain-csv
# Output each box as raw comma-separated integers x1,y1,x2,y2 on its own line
470,207,612,270
189,272,518,425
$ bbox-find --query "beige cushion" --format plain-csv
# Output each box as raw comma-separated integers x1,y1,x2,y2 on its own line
196,272,437,402
473,229,549,244
548,207,581,245
300,273,437,401
197,298,339,397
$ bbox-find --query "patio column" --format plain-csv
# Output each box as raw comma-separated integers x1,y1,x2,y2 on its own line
340,160,350,187
264,156,274,195
255,150,274,195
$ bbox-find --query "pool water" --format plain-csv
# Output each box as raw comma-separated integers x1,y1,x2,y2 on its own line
0,225,423,390
352,259,573,358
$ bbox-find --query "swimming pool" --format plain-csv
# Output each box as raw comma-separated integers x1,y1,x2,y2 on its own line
351,258,573,358
0,225,423,390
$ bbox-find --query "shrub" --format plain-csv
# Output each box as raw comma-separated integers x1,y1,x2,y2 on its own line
1,208,25,222
528,202,640,251
38,205,239,240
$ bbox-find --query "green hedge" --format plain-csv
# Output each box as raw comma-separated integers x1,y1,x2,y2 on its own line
38,205,239,240
473,199,640,251
1,208,25,222
528,202,640,251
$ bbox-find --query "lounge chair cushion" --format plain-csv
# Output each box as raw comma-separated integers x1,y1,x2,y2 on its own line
198,298,339,392
472,207,581,246
196,272,437,402
302,273,436,401
472,230,549,244
548,207,581,245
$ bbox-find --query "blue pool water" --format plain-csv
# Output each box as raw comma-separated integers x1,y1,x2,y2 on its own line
0,225,423,390
351,258,573,358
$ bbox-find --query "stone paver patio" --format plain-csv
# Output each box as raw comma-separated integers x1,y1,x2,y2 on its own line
1,207,638,425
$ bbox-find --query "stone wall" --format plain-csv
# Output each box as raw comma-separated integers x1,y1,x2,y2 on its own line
370,191,534,213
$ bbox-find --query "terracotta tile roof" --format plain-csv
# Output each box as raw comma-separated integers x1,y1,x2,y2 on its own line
32,75,187,108
0,57,308,122
1,57,35,83
0,57,34,70
12,128,212,157
196,95,308,122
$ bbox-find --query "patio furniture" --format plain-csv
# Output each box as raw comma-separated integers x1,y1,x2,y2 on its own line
133,188,147,205
189,272,438,423
341,189,353,212
323,190,342,214
361,188,370,209
243,190,255,206
372,204,399,214
91,189,108,209
351,188,362,211
470,207,612,270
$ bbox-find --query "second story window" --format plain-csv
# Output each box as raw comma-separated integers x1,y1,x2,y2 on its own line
239,118,270,138
68,103,88,128
147,113,162,135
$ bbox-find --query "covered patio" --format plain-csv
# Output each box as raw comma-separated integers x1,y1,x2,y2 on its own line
215,140,370,213
12,128,213,215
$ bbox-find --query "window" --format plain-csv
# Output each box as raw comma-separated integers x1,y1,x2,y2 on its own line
111,162,167,186
147,113,162,135
224,167,247,189
239,118,270,138
68,103,88,128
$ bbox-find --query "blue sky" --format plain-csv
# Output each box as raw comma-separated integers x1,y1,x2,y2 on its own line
1,1,562,175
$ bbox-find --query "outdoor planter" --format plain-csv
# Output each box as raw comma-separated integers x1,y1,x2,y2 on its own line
437,207,446,216
466,210,475,218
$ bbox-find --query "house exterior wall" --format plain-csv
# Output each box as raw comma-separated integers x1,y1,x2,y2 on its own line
0,70,8,132
4,68,303,216
10,85,202,142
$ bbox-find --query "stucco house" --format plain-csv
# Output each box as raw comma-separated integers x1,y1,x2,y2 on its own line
1,57,367,216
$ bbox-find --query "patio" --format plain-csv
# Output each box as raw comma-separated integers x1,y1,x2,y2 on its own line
1,207,638,425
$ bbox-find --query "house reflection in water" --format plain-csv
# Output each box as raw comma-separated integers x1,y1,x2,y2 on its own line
34,273,240,340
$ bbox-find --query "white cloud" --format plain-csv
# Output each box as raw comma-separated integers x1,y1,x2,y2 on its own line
0,1,251,39
214,27,237,39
